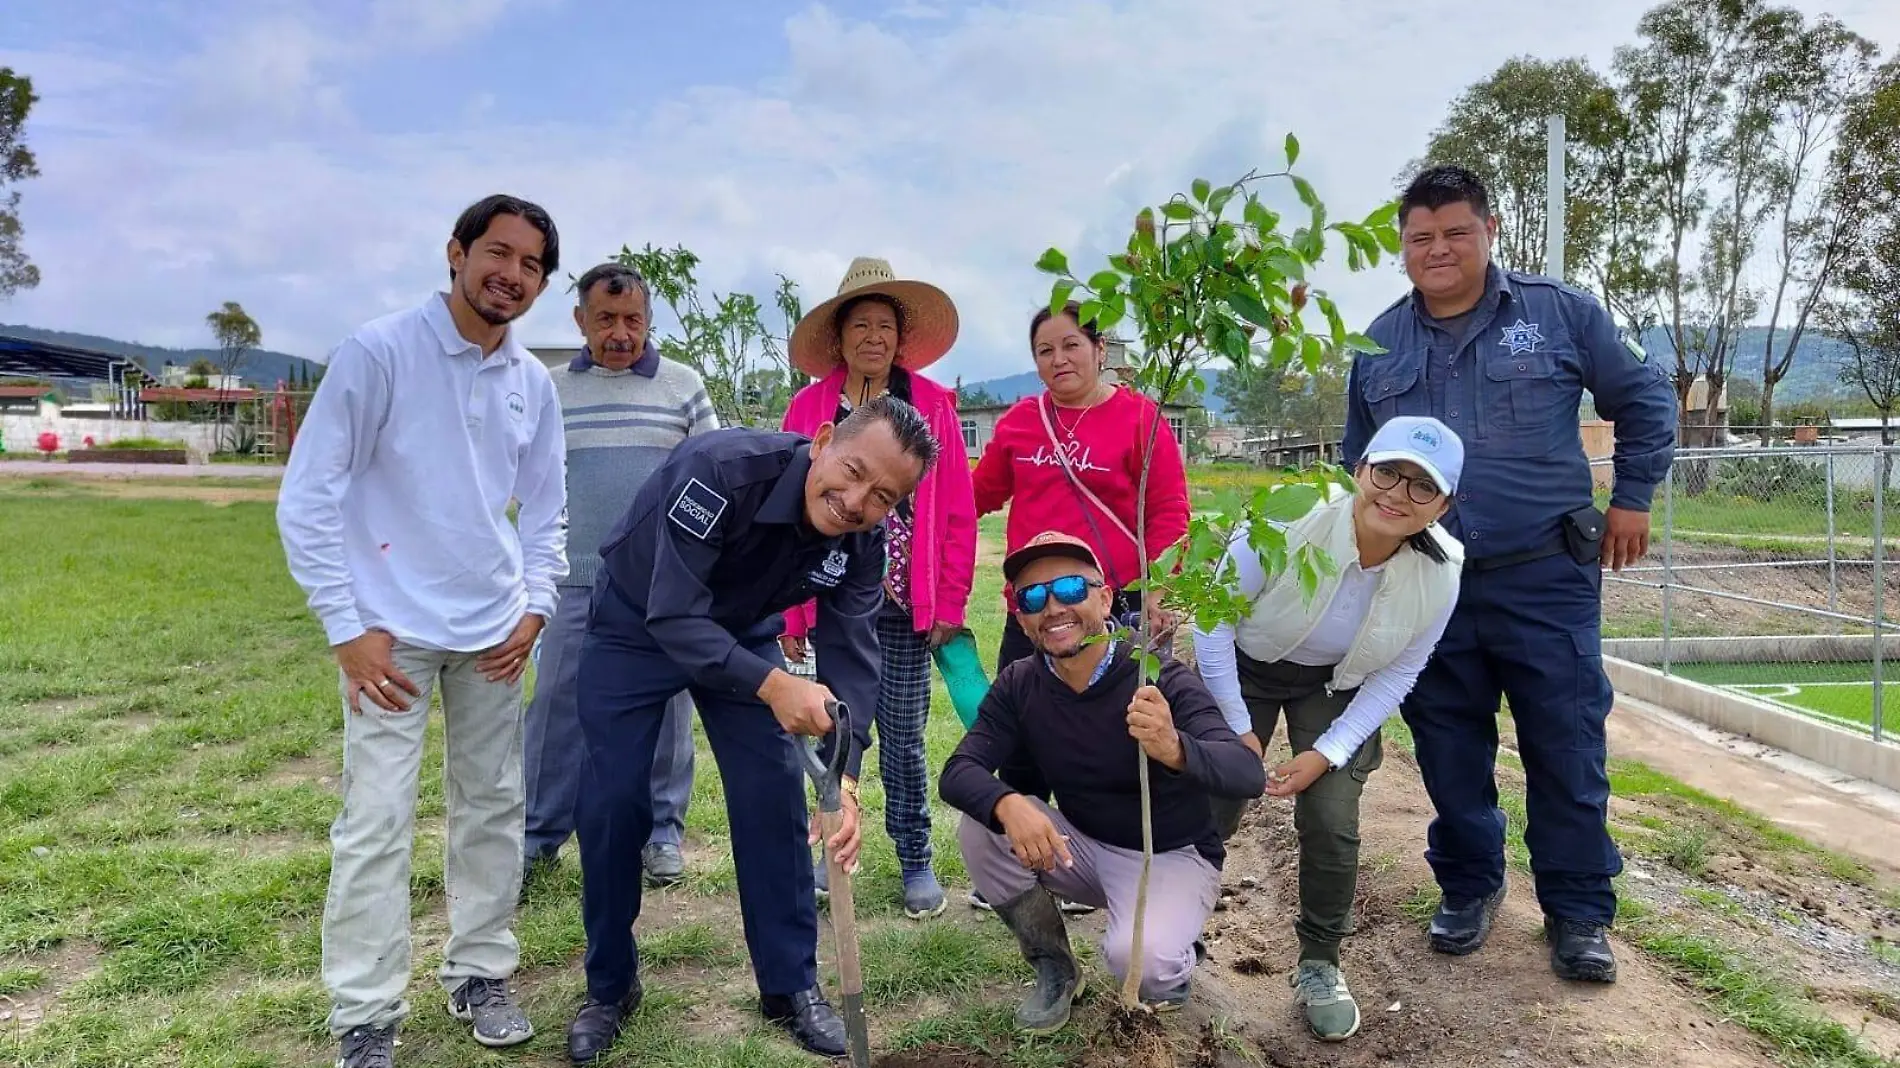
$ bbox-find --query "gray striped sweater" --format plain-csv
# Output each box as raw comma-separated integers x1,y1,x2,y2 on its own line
555,348,718,589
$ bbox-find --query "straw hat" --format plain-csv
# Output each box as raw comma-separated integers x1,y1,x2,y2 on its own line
789,256,959,379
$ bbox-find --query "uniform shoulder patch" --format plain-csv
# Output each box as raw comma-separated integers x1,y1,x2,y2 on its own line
667,476,728,540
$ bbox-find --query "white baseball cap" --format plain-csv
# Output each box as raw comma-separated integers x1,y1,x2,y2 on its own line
1361,416,1463,495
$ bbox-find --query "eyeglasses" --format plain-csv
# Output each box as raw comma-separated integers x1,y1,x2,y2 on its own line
1012,574,1103,614
1368,463,1443,506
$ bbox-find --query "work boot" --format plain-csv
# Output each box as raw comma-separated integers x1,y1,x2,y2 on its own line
335,1024,395,1068
903,869,947,919
1144,980,1191,1013
642,842,684,888
1291,960,1361,1041
991,886,1083,1034
1546,917,1618,982
567,983,642,1063
760,987,847,1057
1428,884,1506,955
813,854,829,900
448,976,533,1047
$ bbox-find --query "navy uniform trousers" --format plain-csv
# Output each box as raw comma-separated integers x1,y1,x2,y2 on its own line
1400,549,1622,926
573,614,817,1005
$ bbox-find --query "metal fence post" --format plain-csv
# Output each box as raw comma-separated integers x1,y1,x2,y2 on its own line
1874,447,1886,744
1662,461,1676,676
1826,452,1839,624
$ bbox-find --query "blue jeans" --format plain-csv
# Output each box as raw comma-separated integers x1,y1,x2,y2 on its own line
524,584,694,861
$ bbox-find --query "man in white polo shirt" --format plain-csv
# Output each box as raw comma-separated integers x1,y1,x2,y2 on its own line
278,193,568,1068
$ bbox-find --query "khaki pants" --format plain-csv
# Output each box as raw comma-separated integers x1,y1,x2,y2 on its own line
957,803,1220,1000
322,640,526,1038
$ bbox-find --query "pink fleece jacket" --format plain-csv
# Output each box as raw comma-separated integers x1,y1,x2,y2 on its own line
779,366,977,637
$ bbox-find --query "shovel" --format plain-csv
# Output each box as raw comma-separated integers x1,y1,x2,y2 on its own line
800,698,872,1068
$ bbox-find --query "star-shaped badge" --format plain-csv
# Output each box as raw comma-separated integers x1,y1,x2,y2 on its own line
1498,319,1545,356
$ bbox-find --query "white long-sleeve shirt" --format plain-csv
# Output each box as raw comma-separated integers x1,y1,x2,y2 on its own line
277,293,568,652
1192,536,1454,769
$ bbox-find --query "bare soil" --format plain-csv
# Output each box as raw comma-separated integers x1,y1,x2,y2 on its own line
1195,744,1780,1068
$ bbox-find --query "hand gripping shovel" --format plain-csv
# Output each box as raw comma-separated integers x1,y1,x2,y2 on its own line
800,699,872,1068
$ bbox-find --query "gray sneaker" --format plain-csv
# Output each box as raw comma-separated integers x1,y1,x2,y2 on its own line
1291,960,1361,1041
642,842,684,888
336,1024,395,1068
903,870,947,919
448,976,534,1047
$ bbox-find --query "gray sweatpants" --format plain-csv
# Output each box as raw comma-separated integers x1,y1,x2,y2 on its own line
957,801,1219,1000
323,639,524,1038
524,584,695,859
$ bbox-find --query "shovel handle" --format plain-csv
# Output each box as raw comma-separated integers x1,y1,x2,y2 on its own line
798,699,852,813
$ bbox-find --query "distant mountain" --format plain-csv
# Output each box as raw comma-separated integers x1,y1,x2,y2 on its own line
0,323,322,387
958,368,1229,416
958,327,1851,421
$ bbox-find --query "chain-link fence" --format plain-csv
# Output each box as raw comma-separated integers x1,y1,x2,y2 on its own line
1599,445,1897,743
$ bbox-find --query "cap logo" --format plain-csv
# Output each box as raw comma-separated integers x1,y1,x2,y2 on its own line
1410,425,1441,451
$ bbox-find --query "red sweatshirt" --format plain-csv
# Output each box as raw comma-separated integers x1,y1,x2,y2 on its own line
972,386,1190,593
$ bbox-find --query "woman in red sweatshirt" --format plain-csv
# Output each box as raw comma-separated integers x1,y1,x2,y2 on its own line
973,301,1190,670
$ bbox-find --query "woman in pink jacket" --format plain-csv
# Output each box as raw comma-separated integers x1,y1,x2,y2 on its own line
780,256,978,919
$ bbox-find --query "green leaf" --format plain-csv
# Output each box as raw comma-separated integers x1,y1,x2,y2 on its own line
1258,482,1321,523
1036,247,1070,276
1244,200,1282,237
1285,132,1301,167
1079,299,1105,328
1366,200,1400,227
1301,333,1324,370
1207,186,1234,219
1291,175,1320,209
1375,225,1402,255
1087,270,1122,294
1226,289,1275,330
1191,178,1211,204
1343,333,1386,355
1048,282,1076,317
1161,200,1195,221
1267,333,1297,369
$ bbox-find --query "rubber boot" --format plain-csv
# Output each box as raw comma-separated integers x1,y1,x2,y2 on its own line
990,886,1082,1034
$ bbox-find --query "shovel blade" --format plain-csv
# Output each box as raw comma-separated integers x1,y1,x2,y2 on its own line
841,990,871,1068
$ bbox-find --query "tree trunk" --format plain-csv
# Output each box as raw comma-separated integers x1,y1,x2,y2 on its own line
1758,375,1777,445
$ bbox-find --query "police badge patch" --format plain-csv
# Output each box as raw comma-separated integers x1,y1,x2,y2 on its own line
668,477,728,540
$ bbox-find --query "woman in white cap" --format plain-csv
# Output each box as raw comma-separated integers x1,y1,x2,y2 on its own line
780,256,977,920
1190,415,1465,1045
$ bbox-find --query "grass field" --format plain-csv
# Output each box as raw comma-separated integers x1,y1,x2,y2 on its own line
1667,660,1892,735
0,486,1037,1067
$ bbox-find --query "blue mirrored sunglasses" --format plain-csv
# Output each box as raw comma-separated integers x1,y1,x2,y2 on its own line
1012,574,1103,614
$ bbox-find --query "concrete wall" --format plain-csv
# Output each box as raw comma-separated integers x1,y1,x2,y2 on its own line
1607,657,1900,792
0,409,224,462
1605,633,1900,665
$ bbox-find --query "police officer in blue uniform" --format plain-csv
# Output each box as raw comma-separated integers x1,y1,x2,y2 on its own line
563,395,942,1062
1342,165,1675,984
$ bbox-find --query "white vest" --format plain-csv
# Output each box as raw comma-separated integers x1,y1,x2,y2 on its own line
1231,489,1464,691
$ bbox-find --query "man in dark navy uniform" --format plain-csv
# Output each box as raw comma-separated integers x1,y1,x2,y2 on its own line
563,395,942,1062
1343,165,1675,984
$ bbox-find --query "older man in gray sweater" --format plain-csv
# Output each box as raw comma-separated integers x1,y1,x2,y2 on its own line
523,262,719,888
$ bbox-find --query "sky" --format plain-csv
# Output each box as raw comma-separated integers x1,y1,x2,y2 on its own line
2,0,1896,386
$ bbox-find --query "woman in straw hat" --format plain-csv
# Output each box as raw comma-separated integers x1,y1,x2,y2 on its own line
780,256,978,920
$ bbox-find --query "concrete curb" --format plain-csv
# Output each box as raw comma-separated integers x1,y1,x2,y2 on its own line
1606,656,1900,793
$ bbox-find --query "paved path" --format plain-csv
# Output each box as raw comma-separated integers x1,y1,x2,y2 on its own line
0,460,283,479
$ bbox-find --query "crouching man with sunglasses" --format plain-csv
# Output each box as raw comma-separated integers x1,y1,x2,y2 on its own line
1192,415,1465,1043
939,532,1265,1034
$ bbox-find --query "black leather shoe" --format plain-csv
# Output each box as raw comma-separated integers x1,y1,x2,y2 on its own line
567,983,642,1064
1546,917,1618,982
1428,884,1506,955
760,987,847,1058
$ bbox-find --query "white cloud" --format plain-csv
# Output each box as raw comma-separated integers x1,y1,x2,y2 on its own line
4,0,1897,386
